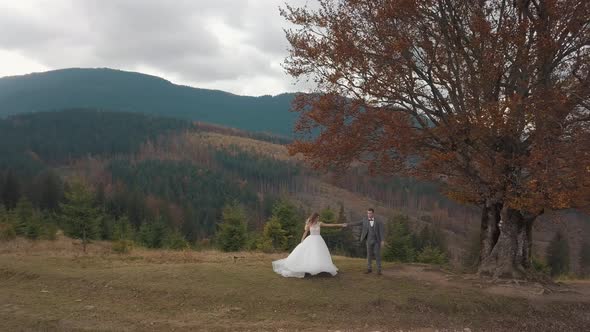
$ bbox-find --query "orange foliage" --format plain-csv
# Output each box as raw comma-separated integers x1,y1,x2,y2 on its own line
283,0,590,215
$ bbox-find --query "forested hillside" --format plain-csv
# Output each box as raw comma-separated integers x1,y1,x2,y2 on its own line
0,109,190,173
0,110,313,253
0,109,588,276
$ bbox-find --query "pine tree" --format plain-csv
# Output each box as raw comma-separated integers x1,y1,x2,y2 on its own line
383,215,416,263
25,212,43,240
217,202,247,252
113,216,134,241
111,216,135,254
429,226,447,253
416,226,431,252
41,212,58,240
258,216,288,252
14,197,34,236
60,181,100,252
546,231,570,277
0,204,16,241
98,213,115,240
270,200,301,250
417,225,447,252
138,217,168,248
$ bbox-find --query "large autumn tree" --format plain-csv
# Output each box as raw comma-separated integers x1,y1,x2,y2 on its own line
282,0,590,278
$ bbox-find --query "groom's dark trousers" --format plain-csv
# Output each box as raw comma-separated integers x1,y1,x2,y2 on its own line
366,225,382,272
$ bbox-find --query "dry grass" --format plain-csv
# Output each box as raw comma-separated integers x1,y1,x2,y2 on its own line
1,238,590,331
0,235,285,264
193,132,297,161
0,235,113,257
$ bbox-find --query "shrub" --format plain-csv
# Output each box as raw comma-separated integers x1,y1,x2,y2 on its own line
113,216,134,241
0,223,16,241
532,256,550,275
25,213,43,240
112,240,134,254
164,231,190,250
138,218,168,248
216,202,248,252
256,238,275,253
258,216,287,252
195,238,212,251
270,200,303,250
60,181,101,251
416,246,448,265
384,235,416,262
13,198,34,236
383,216,416,262
245,233,261,251
40,213,58,240
554,273,579,281
42,222,58,241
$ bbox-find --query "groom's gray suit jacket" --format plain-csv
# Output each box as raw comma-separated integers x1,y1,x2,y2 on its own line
349,218,385,243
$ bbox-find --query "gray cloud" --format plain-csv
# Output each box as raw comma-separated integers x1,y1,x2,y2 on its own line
0,0,315,95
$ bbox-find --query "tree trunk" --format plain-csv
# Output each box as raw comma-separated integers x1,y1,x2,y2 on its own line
479,200,502,263
478,205,536,279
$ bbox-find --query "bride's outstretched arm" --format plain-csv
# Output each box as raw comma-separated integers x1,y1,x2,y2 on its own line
345,220,364,227
319,222,347,228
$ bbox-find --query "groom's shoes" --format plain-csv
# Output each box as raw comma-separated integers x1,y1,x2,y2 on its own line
364,270,372,274
377,271,382,276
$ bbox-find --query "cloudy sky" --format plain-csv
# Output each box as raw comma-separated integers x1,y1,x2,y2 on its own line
0,0,315,96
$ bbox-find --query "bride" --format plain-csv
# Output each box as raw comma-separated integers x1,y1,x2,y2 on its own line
272,212,346,278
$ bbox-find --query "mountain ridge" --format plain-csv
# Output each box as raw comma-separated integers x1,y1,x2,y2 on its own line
0,67,298,136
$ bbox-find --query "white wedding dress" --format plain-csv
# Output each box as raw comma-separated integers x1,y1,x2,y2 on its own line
272,222,338,278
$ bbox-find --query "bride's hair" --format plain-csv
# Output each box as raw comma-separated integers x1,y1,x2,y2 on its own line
306,212,320,225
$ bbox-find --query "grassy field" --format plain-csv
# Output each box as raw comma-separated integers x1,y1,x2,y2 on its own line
1,238,589,331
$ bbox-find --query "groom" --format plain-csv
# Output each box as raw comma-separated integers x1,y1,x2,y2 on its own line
344,208,385,275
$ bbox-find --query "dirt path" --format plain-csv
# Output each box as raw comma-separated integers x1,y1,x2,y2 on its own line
383,263,590,303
